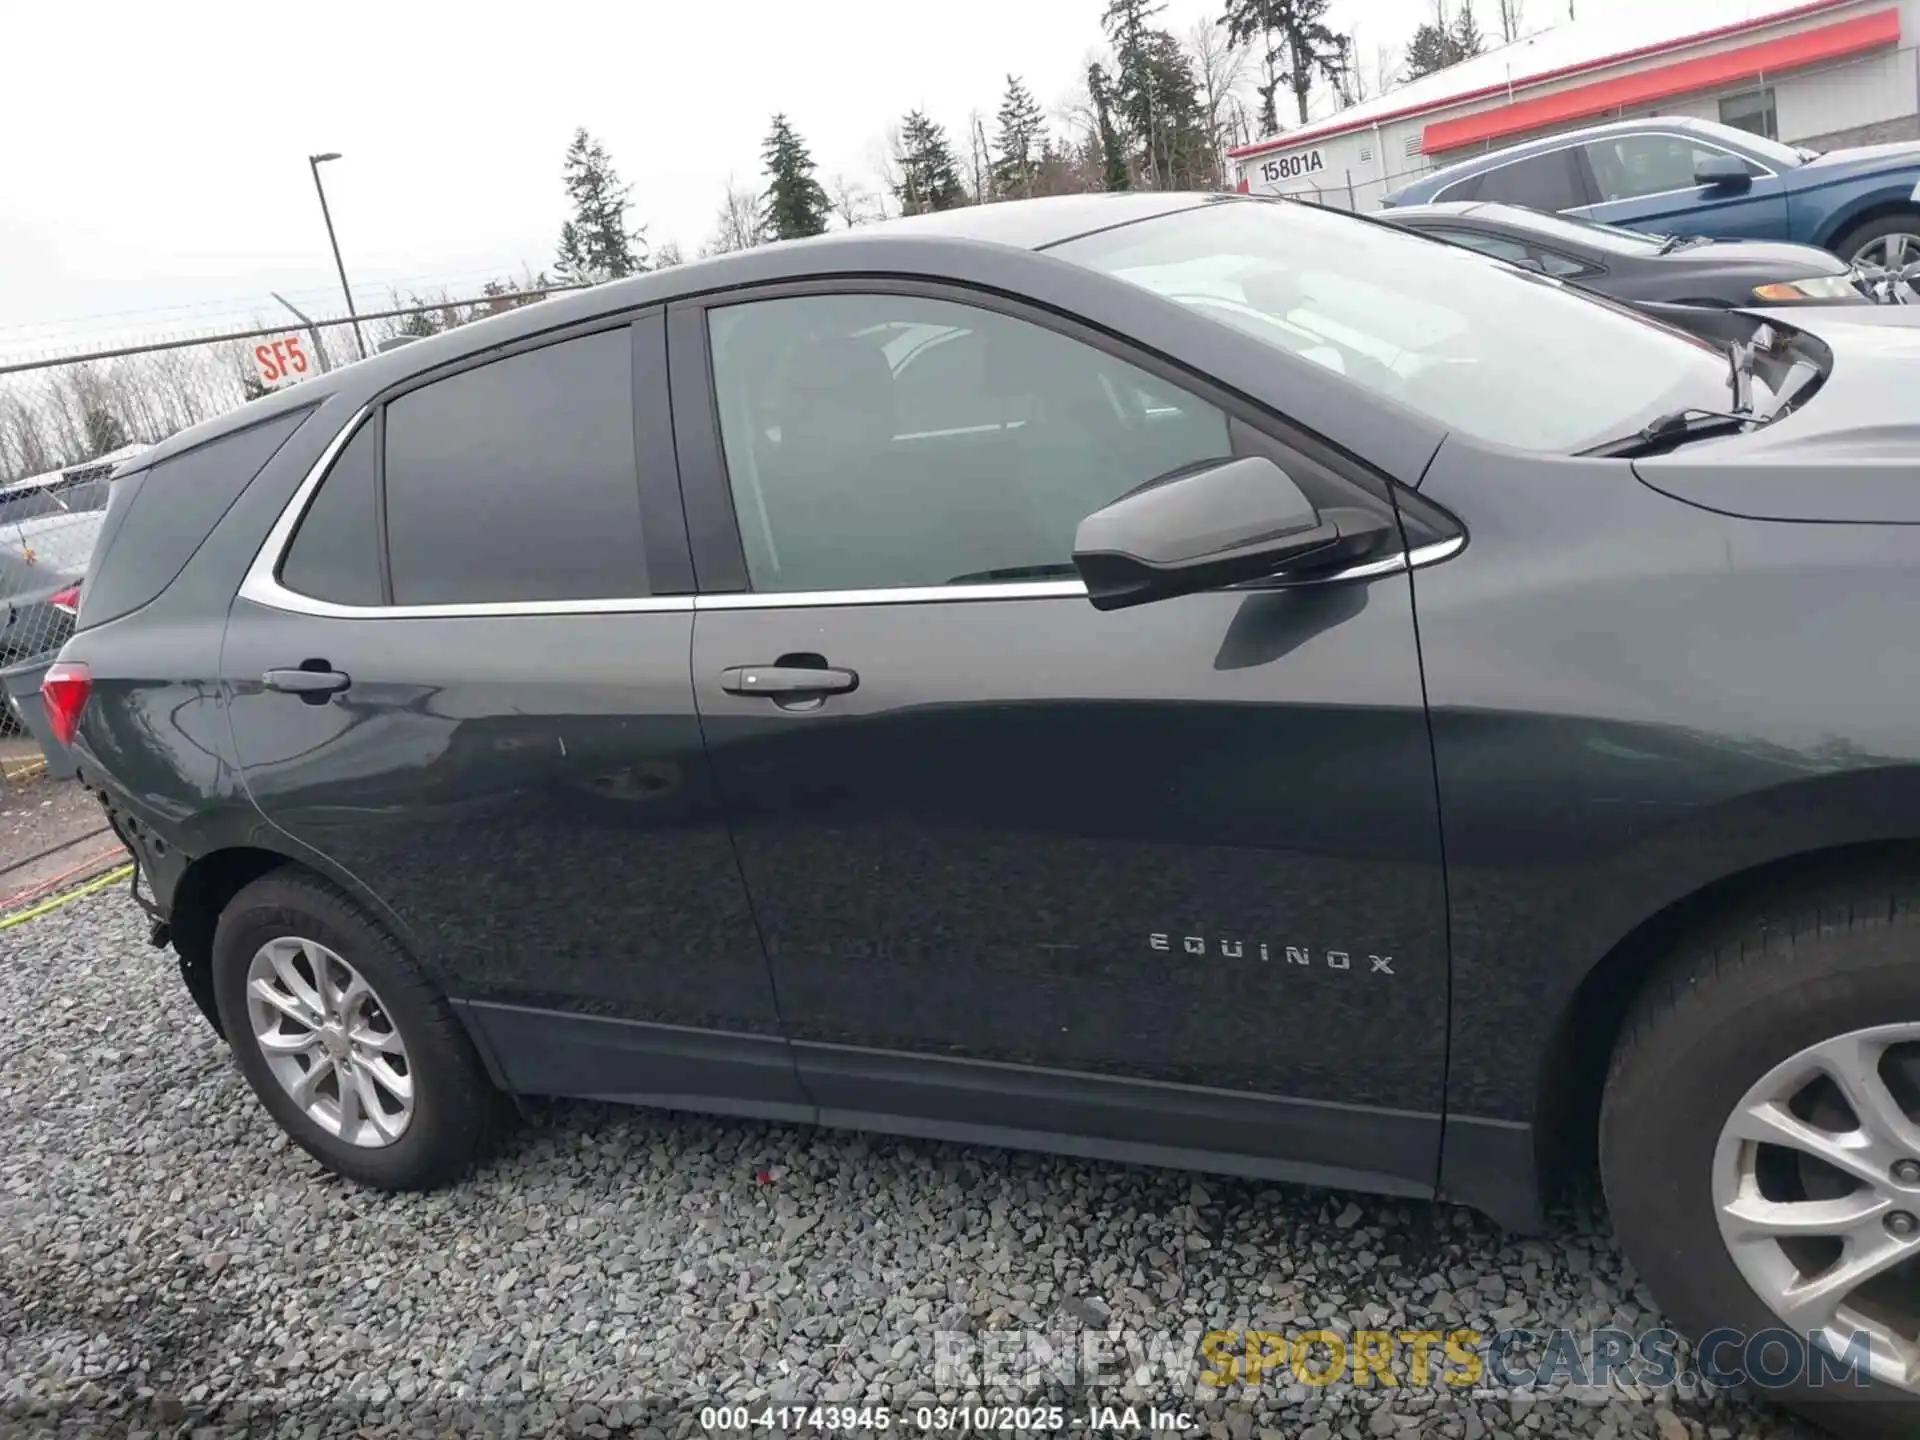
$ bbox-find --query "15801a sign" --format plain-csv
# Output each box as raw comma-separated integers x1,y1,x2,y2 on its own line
1258,148,1327,185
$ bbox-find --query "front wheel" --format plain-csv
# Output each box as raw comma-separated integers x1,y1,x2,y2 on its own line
1602,875,1920,1438
1834,213,1920,283
210,869,501,1189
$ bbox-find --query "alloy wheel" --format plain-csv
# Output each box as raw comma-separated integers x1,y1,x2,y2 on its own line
1713,1022,1920,1393
1851,232,1920,300
244,936,415,1148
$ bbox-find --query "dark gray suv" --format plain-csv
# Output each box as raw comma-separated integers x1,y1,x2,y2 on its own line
50,194,1920,1437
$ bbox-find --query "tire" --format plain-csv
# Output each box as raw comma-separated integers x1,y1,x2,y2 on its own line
1602,874,1920,1439
1831,212,1920,271
210,868,501,1189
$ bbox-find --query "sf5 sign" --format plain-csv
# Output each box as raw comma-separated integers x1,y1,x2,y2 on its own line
252,335,314,389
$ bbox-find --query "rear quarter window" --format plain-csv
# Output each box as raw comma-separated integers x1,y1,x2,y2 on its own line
80,408,311,629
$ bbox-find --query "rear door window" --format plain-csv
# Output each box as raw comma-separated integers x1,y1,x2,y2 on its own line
1472,148,1591,211
382,328,646,605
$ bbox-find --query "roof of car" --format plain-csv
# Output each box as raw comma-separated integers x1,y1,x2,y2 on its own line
1388,115,1741,199
125,193,1261,472
1381,201,1485,219
840,192,1227,249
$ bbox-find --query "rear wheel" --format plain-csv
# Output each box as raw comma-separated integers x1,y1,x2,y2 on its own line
1602,876,1920,1438
210,869,501,1189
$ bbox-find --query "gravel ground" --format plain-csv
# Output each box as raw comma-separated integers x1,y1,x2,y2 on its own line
0,890,1831,1440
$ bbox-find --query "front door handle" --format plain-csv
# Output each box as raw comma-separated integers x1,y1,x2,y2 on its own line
721,664,858,697
263,666,351,704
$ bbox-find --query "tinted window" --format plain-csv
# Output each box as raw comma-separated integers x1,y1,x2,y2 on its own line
1483,207,1667,256
82,408,311,630
1425,227,1586,278
1473,148,1588,211
383,328,645,605
279,421,382,606
707,294,1231,593
1058,199,1731,453
1584,135,1762,203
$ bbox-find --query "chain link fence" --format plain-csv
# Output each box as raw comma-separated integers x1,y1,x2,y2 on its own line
0,282,585,677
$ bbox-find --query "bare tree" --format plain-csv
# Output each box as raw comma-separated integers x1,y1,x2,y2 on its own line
826,174,876,228
700,179,765,256
1189,19,1251,184
869,129,907,219
1375,41,1405,94
1497,0,1524,42
967,110,992,203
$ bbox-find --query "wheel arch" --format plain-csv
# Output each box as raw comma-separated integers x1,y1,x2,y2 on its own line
1537,836,1920,1199
168,846,295,1036
1812,194,1920,256
168,841,428,1037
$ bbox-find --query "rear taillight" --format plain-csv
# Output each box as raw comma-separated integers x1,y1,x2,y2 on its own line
40,661,91,746
48,584,80,617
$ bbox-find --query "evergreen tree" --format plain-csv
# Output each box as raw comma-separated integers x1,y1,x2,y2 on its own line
1255,76,1282,136
1103,0,1167,170
1222,0,1343,127
653,241,685,268
1404,10,1482,78
992,75,1047,199
1088,65,1133,191
1404,21,1453,78
82,406,127,457
759,114,831,240
554,128,646,284
1137,33,1212,188
891,111,969,214
1452,0,1487,59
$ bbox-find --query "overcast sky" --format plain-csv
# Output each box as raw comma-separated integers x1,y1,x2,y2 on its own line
4,0,1500,354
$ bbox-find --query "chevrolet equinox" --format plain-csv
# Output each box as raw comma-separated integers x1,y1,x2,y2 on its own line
49,194,1920,1436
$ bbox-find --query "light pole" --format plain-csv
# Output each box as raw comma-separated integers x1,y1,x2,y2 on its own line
307,152,367,360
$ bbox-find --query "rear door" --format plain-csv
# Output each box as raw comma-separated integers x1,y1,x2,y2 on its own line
223,314,803,1115
674,282,1453,1195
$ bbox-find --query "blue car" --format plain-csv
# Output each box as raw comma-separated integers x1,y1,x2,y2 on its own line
1381,115,1920,281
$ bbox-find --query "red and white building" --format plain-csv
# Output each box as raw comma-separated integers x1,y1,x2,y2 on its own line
1231,0,1920,210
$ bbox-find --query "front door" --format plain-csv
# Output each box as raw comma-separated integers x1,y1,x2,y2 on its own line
224,318,801,1114
1571,132,1791,240
679,285,1451,1193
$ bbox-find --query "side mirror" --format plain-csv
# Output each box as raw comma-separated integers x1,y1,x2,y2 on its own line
1072,455,1393,612
1695,154,1751,191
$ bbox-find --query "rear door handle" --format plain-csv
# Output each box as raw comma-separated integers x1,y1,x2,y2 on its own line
721,664,858,697
262,666,351,703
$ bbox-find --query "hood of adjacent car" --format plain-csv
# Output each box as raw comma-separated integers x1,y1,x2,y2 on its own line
1661,237,1851,276
1795,139,1920,179
1633,307,1920,523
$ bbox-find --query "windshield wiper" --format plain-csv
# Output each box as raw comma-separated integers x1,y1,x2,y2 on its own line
1657,233,1711,254
1583,406,1756,457
1584,336,1759,458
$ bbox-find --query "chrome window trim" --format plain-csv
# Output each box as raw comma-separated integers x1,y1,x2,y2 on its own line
1434,128,1777,208
241,410,1464,622
691,537,1465,611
